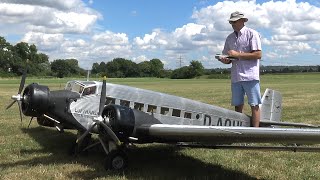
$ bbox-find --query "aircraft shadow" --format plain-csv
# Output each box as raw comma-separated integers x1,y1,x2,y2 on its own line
1,126,259,180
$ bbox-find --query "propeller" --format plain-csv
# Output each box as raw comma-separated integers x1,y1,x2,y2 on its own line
6,70,27,123
76,77,120,146
27,117,34,128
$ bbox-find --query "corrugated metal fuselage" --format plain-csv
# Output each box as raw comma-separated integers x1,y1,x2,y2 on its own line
69,81,250,131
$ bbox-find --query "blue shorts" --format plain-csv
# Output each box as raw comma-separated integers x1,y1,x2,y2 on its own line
231,80,261,106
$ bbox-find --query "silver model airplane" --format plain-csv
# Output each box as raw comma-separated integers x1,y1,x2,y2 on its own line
6,73,320,170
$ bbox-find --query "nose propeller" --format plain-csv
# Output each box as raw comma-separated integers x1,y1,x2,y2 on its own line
76,77,120,146
6,70,27,123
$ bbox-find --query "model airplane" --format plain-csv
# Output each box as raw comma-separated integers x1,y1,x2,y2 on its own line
6,72,320,170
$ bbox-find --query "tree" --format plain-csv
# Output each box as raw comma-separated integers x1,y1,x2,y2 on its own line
13,42,31,61
51,59,70,78
51,59,81,78
106,58,138,77
171,66,192,79
66,59,80,75
170,60,204,79
138,61,151,77
149,58,164,77
189,60,204,77
0,37,14,73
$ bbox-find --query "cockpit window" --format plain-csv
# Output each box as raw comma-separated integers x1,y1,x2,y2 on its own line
83,86,96,96
65,81,97,96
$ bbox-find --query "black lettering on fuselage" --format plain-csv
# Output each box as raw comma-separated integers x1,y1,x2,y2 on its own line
224,119,231,126
217,118,223,126
202,114,242,127
203,115,211,126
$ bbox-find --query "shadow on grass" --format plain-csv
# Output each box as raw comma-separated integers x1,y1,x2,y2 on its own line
1,126,258,180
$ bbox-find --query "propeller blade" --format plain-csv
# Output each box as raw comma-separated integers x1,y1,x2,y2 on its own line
6,100,16,110
98,77,107,116
18,70,27,94
99,121,121,145
76,122,97,143
27,117,34,128
17,100,23,124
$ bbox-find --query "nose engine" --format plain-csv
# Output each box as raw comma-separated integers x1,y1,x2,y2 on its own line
21,83,50,117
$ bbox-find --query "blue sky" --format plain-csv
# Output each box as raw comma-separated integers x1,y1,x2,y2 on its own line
0,0,320,69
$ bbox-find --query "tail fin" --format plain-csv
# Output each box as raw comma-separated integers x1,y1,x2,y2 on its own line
260,88,282,122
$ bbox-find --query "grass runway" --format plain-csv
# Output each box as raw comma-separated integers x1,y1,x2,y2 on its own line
0,73,320,179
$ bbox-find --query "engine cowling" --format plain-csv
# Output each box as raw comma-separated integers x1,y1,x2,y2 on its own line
101,104,135,140
21,83,50,117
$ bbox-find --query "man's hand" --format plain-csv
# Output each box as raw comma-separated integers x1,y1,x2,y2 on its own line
219,57,231,64
228,50,240,58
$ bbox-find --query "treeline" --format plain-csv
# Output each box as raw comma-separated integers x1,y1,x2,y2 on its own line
91,59,204,79
0,36,85,77
204,65,320,76
260,65,320,73
0,36,204,79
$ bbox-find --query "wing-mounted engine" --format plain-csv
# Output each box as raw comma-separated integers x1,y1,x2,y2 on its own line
101,104,135,141
101,104,163,142
22,83,50,117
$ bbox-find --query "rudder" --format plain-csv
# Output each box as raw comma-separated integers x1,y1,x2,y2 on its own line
260,88,282,122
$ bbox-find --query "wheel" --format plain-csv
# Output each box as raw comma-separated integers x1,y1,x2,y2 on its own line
104,150,128,171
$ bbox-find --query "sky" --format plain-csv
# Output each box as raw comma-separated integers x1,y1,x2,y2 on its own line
0,0,320,70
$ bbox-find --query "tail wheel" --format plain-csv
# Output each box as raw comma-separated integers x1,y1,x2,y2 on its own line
104,150,128,171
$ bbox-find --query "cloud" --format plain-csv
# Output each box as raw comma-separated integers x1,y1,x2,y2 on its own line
0,1,101,34
134,0,320,67
1,0,83,11
1,0,320,69
22,32,65,51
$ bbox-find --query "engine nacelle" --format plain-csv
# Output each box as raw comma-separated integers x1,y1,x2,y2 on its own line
22,83,50,117
102,104,135,140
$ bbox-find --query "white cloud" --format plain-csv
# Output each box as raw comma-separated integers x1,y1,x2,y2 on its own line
92,31,129,45
0,1,101,34
22,32,64,51
1,0,320,69
132,55,148,63
1,0,84,11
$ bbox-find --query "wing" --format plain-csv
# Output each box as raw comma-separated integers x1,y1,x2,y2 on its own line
136,124,320,144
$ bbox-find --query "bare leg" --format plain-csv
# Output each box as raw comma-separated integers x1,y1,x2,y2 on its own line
235,104,244,113
251,105,260,127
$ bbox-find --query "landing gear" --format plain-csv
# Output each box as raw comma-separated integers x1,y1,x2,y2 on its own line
104,150,128,171
71,131,130,171
69,133,92,156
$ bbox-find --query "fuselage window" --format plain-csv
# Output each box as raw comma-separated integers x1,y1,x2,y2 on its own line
184,112,192,119
147,105,157,113
134,102,144,111
120,100,130,107
106,97,115,105
160,107,169,115
196,114,200,119
172,109,181,117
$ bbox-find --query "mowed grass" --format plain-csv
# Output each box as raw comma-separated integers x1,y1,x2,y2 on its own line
0,73,320,179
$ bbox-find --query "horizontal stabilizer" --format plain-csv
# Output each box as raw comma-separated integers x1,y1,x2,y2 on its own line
260,120,319,128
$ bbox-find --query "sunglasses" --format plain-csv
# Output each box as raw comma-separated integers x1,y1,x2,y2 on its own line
229,20,239,24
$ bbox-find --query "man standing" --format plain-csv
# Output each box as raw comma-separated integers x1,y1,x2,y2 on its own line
218,11,262,127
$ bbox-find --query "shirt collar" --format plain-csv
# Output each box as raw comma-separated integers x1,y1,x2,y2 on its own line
234,26,246,37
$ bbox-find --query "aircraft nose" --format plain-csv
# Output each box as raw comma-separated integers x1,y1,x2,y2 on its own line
21,83,50,117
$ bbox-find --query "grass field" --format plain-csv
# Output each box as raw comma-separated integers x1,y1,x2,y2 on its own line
1,73,320,180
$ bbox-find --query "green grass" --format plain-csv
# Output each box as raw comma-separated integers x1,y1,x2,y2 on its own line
1,73,320,179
